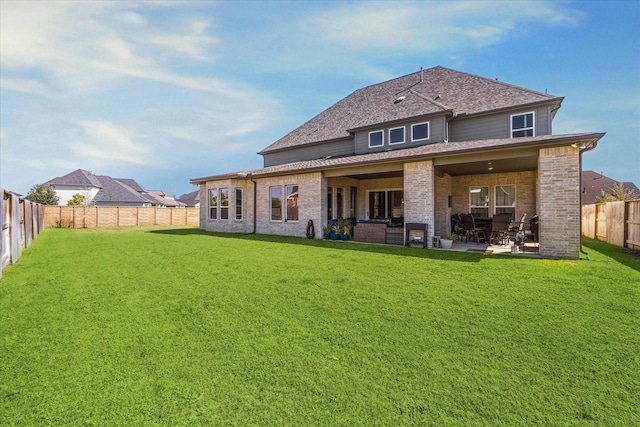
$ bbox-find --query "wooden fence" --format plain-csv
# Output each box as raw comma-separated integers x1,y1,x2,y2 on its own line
1,188,45,278
582,200,640,251
44,206,200,229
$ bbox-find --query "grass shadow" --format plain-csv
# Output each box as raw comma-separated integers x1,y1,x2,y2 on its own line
148,228,532,264
581,237,640,272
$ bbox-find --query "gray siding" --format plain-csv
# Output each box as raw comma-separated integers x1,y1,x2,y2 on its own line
449,106,551,142
354,116,446,154
263,139,354,167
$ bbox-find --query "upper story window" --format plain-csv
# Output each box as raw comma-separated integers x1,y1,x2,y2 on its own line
411,122,430,142
369,130,384,148
389,126,405,145
511,112,534,137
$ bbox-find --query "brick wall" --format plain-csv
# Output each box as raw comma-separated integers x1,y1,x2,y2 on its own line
404,160,435,247
538,146,581,259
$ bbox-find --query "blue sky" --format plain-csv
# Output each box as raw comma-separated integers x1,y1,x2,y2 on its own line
1,0,638,198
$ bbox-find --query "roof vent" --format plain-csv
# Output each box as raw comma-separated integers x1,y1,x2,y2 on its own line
394,95,406,104
434,95,440,100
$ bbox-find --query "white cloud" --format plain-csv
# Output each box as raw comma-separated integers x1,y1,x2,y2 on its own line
70,121,151,166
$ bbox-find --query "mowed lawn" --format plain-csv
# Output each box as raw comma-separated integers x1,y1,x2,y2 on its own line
1,227,638,426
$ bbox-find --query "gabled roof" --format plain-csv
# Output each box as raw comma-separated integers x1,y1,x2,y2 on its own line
45,169,102,188
92,176,152,204
178,190,200,207
115,178,147,193
260,66,562,154
147,190,185,207
582,170,640,204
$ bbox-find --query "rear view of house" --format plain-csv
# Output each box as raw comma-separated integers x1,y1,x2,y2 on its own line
192,66,604,259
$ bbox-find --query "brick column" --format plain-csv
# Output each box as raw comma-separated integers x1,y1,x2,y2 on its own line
538,146,581,259
404,160,435,247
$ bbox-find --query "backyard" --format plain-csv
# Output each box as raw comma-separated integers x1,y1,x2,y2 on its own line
1,227,638,425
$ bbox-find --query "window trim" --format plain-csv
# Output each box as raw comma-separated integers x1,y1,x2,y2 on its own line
235,188,243,221
469,186,489,217
220,188,229,220
209,188,219,220
388,126,405,145
494,184,516,218
510,111,535,138
270,186,283,222
411,121,430,142
366,188,403,220
368,130,384,148
285,184,299,222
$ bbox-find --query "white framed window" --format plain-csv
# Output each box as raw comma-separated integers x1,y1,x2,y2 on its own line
270,186,282,221
511,112,534,137
235,188,243,220
369,130,384,148
495,185,516,219
411,122,430,142
220,188,229,220
389,126,405,145
469,186,489,217
209,189,218,220
286,185,299,221
271,184,300,222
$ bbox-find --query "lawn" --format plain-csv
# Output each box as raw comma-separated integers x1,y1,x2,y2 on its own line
1,227,638,426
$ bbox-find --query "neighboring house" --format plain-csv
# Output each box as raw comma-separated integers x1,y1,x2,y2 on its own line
191,66,605,259
146,190,186,208
44,169,177,207
581,170,640,204
178,190,200,208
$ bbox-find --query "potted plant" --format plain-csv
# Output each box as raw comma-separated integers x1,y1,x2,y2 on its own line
439,233,456,249
323,224,332,239
339,218,351,241
330,223,340,240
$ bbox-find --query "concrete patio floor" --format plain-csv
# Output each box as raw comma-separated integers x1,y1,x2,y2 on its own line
434,238,540,256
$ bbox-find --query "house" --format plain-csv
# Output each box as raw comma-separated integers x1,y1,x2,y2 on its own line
44,169,180,207
581,170,640,204
178,190,201,208
191,66,605,259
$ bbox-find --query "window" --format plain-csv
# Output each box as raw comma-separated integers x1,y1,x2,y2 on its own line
511,112,534,137
336,187,344,218
220,188,229,220
271,184,299,222
270,186,282,221
368,190,403,219
389,126,405,145
411,122,430,141
209,189,218,220
469,186,489,217
369,130,384,148
286,185,299,221
495,185,516,219
235,188,243,220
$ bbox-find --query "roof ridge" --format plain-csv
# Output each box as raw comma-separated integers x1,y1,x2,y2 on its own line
408,88,451,112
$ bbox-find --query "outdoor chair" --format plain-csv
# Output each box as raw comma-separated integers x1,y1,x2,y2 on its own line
462,213,486,244
489,213,512,245
527,215,539,242
508,213,527,241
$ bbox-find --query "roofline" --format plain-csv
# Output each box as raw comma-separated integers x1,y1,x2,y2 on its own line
192,132,605,184
453,97,564,120
345,109,454,133
258,135,352,155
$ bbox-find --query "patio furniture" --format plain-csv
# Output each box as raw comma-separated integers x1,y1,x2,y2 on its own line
462,213,486,244
490,213,512,245
508,213,527,242
528,215,539,242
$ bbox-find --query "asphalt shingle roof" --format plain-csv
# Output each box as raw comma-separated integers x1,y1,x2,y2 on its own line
260,66,562,154
92,176,151,204
45,169,102,188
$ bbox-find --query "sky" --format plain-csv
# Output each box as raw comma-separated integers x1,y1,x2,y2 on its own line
1,0,639,198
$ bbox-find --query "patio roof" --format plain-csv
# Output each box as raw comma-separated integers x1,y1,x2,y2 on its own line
191,132,605,184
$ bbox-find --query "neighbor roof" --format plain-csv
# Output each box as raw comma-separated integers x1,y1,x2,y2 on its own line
45,169,102,188
92,176,153,204
581,170,640,204
260,66,563,154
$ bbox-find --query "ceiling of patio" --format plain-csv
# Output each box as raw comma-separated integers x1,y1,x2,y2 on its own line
435,155,539,176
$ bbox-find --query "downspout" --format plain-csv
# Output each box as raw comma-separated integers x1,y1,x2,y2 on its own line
578,142,598,254
238,172,257,234
249,174,257,234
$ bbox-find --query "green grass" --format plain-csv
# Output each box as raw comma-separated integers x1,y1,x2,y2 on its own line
1,227,638,426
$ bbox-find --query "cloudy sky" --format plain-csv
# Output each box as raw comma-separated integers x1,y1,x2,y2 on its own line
1,0,638,198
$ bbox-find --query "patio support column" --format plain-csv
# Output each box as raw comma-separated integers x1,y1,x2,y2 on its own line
404,160,435,247
538,146,581,259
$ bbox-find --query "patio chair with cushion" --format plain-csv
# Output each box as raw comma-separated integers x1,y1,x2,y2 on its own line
462,213,486,244
490,213,512,245
508,213,527,241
